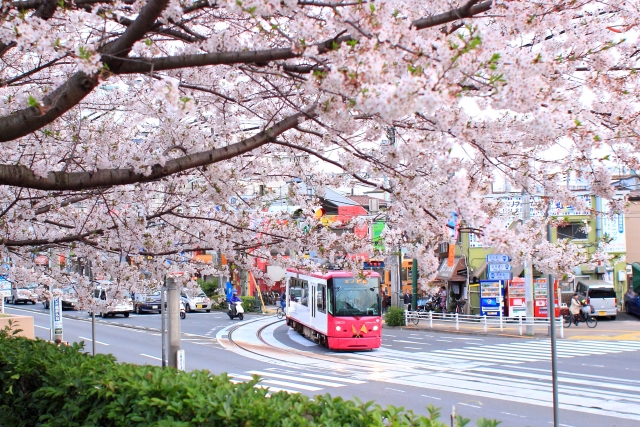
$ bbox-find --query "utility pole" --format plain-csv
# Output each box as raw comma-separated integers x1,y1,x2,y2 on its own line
166,277,181,369
411,258,418,311
523,192,535,334
547,204,560,427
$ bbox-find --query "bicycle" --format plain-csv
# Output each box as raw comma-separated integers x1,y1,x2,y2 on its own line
563,311,597,328
276,305,286,319
454,299,467,315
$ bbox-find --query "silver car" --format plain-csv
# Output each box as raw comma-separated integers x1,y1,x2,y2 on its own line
576,280,618,320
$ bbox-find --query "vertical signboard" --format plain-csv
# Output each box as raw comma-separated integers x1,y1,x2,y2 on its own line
177,349,185,371
52,296,63,337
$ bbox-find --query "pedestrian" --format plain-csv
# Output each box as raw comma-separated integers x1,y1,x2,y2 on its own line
439,285,447,313
403,291,411,311
382,290,389,313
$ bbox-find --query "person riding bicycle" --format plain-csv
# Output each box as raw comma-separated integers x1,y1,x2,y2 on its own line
229,290,241,316
569,293,582,326
279,291,286,310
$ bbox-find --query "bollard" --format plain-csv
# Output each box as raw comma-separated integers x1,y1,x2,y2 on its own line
483,315,487,332
455,312,459,330
519,316,522,336
429,311,433,329
405,310,408,326
560,315,564,339
499,311,503,331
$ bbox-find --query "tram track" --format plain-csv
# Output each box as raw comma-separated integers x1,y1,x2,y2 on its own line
223,316,394,373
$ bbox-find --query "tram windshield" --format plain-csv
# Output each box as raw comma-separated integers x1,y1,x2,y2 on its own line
331,277,380,316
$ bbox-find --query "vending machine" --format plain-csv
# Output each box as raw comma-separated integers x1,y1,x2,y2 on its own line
480,280,504,316
507,278,527,317
533,278,559,317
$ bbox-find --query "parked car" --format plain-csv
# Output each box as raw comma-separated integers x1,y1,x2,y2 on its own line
0,276,11,303
91,283,133,318
180,287,212,313
10,282,38,305
43,286,79,310
624,288,640,317
576,280,618,320
132,291,162,314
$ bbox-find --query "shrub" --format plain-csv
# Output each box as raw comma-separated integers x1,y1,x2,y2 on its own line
240,295,256,312
196,278,219,298
0,330,499,427
385,306,406,326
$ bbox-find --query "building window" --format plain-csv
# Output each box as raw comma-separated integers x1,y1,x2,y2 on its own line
557,223,588,240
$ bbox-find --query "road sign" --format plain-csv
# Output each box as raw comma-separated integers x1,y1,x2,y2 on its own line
488,263,513,272
488,271,513,280
486,254,511,263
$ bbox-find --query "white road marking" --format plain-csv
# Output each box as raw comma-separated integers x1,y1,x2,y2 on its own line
393,340,424,344
404,347,422,350
385,387,405,393
458,402,482,409
140,353,162,361
78,336,109,345
421,395,442,400
34,325,49,330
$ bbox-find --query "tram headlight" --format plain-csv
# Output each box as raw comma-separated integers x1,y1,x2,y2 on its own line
372,325,379,331
335,326,341,331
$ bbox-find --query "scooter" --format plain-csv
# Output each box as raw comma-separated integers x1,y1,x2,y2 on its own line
227,300,244,320
180,301,186,319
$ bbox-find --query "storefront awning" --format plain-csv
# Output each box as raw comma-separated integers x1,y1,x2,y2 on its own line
193,254,213,264
436,257,467,282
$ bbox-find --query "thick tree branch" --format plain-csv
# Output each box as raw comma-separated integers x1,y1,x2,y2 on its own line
0,106,316,190
412,0,492,30
0,0,169,142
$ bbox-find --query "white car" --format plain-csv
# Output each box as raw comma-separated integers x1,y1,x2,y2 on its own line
180,288,212,313
92,285,133,318
10,283,38,305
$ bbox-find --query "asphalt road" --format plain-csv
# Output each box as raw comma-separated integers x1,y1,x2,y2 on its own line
5,303,640,427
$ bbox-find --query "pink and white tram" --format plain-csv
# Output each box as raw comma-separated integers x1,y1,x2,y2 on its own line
285,268,382,350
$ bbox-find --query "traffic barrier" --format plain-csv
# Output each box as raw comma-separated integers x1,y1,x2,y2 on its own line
406,310,563,336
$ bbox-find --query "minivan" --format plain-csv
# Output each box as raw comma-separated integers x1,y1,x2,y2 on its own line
576,280,618,320
92,284,133,318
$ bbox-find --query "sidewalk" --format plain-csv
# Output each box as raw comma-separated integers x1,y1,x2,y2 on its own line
394,312,640,340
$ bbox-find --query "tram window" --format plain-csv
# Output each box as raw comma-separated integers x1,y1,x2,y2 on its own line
317,284,326,313
300,281,309,306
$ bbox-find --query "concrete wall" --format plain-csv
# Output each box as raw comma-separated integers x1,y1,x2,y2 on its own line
0,314,35,339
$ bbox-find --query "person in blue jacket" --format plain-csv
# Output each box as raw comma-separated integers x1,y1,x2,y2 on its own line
229,290,242,316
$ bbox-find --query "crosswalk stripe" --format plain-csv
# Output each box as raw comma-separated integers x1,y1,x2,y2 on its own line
297,372,366,384
469,367,640,401
246,370,347,387
229,373,323,392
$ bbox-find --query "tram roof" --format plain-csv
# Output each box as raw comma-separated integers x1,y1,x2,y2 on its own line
285,268,380,280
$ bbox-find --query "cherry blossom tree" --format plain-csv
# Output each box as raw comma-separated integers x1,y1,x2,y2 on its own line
0,0,637,302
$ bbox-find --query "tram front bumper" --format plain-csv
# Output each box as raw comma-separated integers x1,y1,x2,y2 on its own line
328,336,381,350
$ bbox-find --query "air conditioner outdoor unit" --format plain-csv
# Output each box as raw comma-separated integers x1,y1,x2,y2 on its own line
369,198,379,212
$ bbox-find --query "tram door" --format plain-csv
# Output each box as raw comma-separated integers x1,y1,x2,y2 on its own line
310,281,328,334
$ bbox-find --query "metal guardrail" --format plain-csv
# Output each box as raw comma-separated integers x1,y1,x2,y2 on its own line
405,310,565,338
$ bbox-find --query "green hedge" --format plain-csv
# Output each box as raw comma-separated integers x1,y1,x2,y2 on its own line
240,295,255,312
385,306,406,326
0,329,499,427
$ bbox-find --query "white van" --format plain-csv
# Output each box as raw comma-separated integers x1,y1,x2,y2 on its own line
92,284,133,318
576,280,618,320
